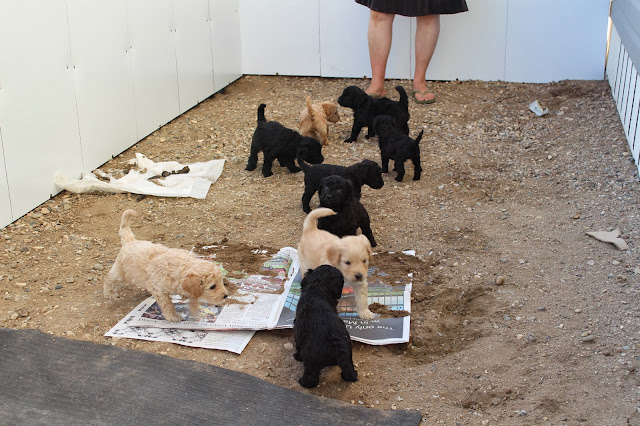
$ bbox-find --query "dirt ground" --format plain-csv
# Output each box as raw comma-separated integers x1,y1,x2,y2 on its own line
2,75,640,424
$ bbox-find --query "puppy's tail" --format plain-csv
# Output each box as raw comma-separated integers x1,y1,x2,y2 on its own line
395,86,408,110
119,209,138,246
303,208,336,233
297,153,310,172
414,129,424,145
257,103,267,124
305,95,316,123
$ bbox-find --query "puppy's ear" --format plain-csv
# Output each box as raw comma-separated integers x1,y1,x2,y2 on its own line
327,241,342,267
322,102,338,117
300,269,313,288
344,179,354,199
330,277,344,300
357,235,373,259
182,272,205,298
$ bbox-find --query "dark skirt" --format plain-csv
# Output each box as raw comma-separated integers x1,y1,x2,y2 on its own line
355,0,468,17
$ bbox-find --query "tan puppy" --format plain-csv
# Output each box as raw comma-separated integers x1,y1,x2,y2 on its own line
298,207,374,320
104,210,227,322
299,95,340,146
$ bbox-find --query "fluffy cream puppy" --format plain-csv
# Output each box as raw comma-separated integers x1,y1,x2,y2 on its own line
298,207,374,320
104,210,227,322
299,95,340,146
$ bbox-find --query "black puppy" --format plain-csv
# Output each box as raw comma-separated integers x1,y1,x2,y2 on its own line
298,156,384,213
317,175,377,248
373,115,424,182
337,85,409,143
294,265,357,388
245,104,324,177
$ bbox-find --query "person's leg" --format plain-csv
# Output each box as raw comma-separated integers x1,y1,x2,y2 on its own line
366,10,395,97
413,14,440,102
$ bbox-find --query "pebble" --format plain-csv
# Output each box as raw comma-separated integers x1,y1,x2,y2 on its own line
581,335,597,343
495,276,505,285
92,263,105,271
283,342,294,350
587,260,595,266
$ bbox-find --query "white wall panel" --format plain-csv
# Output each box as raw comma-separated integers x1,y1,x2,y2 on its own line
319,0,410,79
0,0,83,222
210,0,242,92
240,0,321,76
0,131,12,227
67,0,137,171
422,0,507,81
173,0,215,113
607,24,622,88
127,0,180,139
505,0,609,83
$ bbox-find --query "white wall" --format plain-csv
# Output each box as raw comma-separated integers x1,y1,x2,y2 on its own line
240,0,610,82
0,0,242,228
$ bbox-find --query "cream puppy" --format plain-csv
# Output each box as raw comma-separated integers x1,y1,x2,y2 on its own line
299,95,340,146
298,207,374,320
104,210,227,322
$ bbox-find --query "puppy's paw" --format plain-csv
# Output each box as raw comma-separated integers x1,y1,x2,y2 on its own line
162,311,182,322
394,176,403,182
103,291,118,299
341,368,358,382
298,376,319,388
344,138,354,143
293,352,302,362
262,170,273,177
413,175,421,181
358,309,375,320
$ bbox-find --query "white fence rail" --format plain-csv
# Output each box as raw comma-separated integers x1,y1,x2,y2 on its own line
0,0,611,228
607,24,640,173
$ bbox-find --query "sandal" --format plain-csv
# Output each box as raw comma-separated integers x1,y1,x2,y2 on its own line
412,89,436,104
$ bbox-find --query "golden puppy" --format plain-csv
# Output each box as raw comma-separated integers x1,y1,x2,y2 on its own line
298,207,374,320
104,210,227,322
299,95,340,146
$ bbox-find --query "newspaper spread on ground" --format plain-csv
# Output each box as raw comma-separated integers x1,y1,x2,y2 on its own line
106,247,412,350
104,307,255,354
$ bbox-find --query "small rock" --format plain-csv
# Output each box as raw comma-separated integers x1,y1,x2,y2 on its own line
283,342,294,350
92,263,105,271
495,276,505,285
581,335,597,343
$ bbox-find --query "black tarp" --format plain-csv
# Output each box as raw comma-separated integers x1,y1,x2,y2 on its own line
0,328,421,425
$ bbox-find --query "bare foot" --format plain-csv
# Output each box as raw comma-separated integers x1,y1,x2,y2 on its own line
412,87,435,103
365,84,386,98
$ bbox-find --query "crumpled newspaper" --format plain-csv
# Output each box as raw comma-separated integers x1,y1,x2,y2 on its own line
586,229,629,251
55,153,225,199
529,100,549,116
